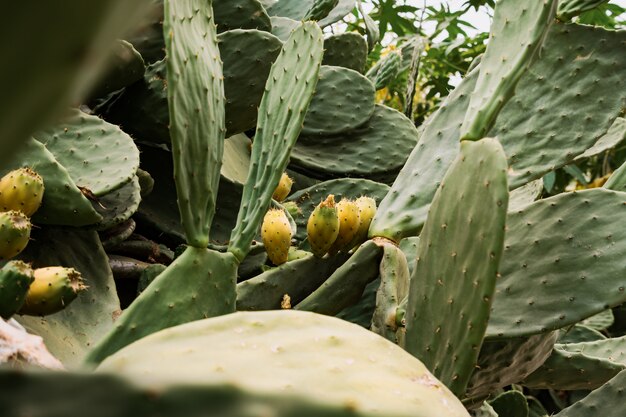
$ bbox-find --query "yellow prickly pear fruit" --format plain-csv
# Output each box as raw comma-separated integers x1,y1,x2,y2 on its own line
272,173,294,202
307,195,339,257
0,211,31,260
261,209,292,265
349,196,378,248
328,199,360,255
0,168,45,217
19,266,86,316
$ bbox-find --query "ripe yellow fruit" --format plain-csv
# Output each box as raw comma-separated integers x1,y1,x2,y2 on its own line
272,173,294,202
261,209,292,265
348,196,378,249
328,199,360,254
307,195,339,257
0,167,45,217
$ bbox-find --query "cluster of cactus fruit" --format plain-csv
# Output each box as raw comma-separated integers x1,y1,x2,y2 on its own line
3,0,626,416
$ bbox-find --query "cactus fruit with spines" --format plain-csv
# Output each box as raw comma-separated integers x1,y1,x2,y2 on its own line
307,195,340,257
272,173,293,202
0,168,44,217
261,209,292,266
19,267,86,316
0,211,31,260
348,196,377,249
327,199,360,255
0,261,34,319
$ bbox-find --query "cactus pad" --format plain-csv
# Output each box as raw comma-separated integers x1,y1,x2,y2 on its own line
322,32,367,73
213,0,271,33
552,369,626,417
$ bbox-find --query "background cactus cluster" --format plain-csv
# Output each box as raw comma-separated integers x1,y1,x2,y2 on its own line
2,0,626,416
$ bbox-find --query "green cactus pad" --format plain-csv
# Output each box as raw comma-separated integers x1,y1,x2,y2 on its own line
336,278,379,328
368,50,402,90
558,324,605,344
466,332,558,402
228,22,324,262
88,40,145,100
266,0,314,20
509,179,543,211
491,23,626,189
460,0,557,140
93,176,141,231
164,0,225,247
368,68,477,242
213,0,271,33
98,310,470,417
487,189,626,339
85,246,239,366
552,369,626,417
304,0,339,21
219,29,283,136
371,242,410,343
15,228,120,367
605,158,626,192
0,0,151,166
574,118,626,163
301,66,375,136
286,178,389,242
34,109,140,197
270,16,300,41
523,336,626,390
318,0,356,27
292,105,419,180
100,59,170,144
125,0,166,64
0,261,34,320
295,240,383,315
236,252,350,311
322,32,368,73
582,309,615,331
557,0,610,20
489,391,529,417
404,138,509,397
4,138,102,227
221,134,251,185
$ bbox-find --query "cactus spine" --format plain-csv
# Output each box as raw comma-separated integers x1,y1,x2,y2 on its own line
307,195,340,257
0,167,44,217
261,209,292,265
0,210,31,260
19,267,86,316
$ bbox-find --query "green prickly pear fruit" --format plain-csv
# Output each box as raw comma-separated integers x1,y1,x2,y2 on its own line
0,260,34,319
272,173,294,202
19,266,86,316
282,201,302,218
261,209,292,266
349,196,377,248
328,199,361,255
0,168,45,217
0,210,31,260
307,195,340,258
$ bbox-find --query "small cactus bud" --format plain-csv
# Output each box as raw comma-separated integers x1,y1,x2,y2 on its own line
272,173,294,202
0,210,31,260
0,168,45,217
282,201,302,218
19,267,86,316
328,199,361,254
261,209,292,266
307,195,339,257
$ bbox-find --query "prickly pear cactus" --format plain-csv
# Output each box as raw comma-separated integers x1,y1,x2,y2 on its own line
307,195,340,257
0,168,44,217
0,211,31,260
0,261,34,319
19,267,86,316
261,209,292,265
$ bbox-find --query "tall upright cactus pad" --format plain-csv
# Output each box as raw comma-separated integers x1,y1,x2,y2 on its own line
557,0,610,20
291,105,419,180
302,66,375,136
164,0,225,247
5,138,102,227
98,311,471,417
33,109,140,197
492,23,626,189
0,0,151,165
404,139,509,397
16,229,120,367
460,0,557,141
369,68,477,242
228,22,324,262
84,247,238,366
553,369,626,417
487,189,626,339
322,33,368,73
